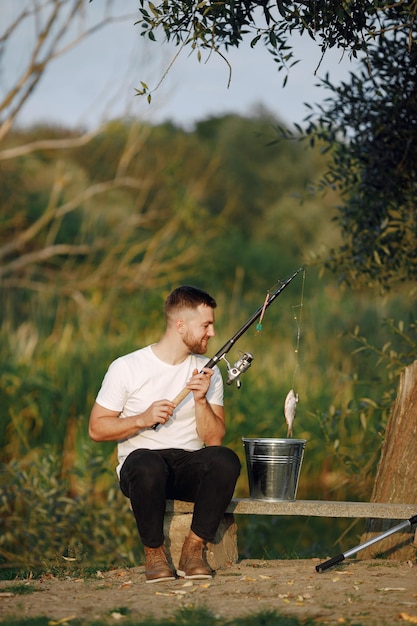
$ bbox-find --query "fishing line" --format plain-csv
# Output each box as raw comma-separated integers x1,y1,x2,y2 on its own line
255,276,289,335
256,290,270,332
291,268,306,391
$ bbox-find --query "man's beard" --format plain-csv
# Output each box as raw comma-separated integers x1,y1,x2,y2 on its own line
183,332,208,355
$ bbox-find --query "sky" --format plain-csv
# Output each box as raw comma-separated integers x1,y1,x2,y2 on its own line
1,0,358,131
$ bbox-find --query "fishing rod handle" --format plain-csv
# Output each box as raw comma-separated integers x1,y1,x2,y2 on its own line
172,387,191,407
151,387,191,429
315,553,345,573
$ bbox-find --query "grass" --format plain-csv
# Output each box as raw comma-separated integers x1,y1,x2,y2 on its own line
0,583,37,595
0,607,355,626
0,563,133,582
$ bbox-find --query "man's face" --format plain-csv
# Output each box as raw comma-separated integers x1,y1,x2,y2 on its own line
181,304,215,354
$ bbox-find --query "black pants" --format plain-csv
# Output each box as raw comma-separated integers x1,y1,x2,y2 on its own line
119,446,241,548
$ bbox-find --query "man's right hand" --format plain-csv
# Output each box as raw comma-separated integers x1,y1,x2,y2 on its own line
88,399,175,441
141,399,175,428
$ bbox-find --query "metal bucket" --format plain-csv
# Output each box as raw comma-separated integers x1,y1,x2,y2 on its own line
242,438,307,501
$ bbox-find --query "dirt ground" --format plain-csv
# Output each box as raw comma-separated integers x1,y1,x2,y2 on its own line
1,558,417,625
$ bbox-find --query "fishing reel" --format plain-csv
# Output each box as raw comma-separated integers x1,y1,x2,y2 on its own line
223,351,254,388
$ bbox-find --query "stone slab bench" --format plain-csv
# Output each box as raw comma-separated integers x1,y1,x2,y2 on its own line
168,498,416,518
164,498,417,570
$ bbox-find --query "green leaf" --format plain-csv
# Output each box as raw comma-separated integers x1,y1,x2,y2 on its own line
276,0,287,17
148,2,160,18
250,35,261,48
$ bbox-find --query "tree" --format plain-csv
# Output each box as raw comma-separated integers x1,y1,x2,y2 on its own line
0,0,137,142
131,0,417,292
133,1,414,85
359,360,417,560
0,120,228,331
303,10,417,291
0,2,223,330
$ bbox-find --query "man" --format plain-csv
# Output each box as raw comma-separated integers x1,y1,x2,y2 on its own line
89,285,241,583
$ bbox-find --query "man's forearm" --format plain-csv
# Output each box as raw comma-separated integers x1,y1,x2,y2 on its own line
89,413,142,442
195,400,225,445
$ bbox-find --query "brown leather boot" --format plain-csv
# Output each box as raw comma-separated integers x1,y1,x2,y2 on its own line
177,534,212,579
144,545,176,583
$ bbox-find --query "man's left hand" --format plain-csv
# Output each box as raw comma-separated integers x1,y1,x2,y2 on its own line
186,368,213,401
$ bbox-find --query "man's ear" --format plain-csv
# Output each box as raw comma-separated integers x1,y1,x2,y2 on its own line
176,318,184,334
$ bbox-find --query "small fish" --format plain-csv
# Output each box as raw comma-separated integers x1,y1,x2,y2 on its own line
284,388,299,437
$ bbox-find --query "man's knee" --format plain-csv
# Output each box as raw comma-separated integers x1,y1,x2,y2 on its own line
222,447,241,479
204,446,241,480
121,449,168,486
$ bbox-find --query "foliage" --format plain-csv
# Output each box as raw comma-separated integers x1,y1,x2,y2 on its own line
0,112,325,329
135,1,411,71
351,317,417,375
131,2,417,294
303,13,417,291
316,316,417,490
2,273,412,566
3,0,416,580
1,109,415,568
0,120,220,303
0,446,140,568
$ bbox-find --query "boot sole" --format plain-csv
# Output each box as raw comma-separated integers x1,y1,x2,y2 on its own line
176,569,212,579
145,575,176,583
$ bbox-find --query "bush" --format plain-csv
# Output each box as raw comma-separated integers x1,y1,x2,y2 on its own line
0,446,142,570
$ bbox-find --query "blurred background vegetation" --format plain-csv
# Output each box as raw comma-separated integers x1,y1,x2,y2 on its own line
1,0,417,577
1,109,415,573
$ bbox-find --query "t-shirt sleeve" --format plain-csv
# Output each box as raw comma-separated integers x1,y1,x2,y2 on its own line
95,358,129,412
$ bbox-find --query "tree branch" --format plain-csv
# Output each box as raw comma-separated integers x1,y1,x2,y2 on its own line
0,243,93,278
0,127,103,160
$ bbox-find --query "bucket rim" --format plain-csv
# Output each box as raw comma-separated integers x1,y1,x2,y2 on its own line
242,437,307,444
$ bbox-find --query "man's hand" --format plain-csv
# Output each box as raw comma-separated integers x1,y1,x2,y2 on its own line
89,399,175,441
141,399,176,428
186,368,213,402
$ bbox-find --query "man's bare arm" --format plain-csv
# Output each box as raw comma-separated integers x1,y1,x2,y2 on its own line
88,400,175,442
186,368,226,445
195,400,225,446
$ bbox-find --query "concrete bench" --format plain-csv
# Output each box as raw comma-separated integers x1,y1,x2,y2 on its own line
164,498,417,569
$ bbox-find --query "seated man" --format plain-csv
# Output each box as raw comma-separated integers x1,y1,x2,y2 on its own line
89,285,241,583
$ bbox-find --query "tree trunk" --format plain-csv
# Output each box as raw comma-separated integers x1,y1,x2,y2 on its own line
358,360,417,560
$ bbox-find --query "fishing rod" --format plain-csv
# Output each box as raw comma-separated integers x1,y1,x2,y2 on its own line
169,267,304,409
152,267,303,429
316,514,417,573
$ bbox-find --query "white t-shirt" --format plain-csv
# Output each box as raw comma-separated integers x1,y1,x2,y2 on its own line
95,345,224,476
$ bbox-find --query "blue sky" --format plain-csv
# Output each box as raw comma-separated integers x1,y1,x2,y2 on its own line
1,0,357,131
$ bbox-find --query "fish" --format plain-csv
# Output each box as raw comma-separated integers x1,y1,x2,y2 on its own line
284,388,299,437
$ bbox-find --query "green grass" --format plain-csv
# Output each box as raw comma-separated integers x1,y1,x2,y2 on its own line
0,583,37,595
0,562,133,582
0,607,354,626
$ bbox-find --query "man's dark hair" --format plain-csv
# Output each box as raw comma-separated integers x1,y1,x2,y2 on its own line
164,285,216,320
